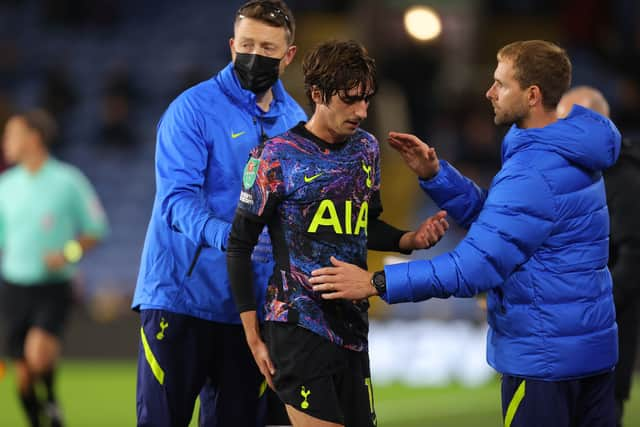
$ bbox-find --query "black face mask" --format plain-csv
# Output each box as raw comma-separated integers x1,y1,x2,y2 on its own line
234,52,281,94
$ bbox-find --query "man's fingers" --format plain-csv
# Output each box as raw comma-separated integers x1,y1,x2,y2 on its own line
388,131,420,143
266,376,276,391
330,256,345,266
387,136,402,148
309,273,341,284
262,368,275,390
387,138,413,156
265,356,276,376
436,219,448,234
310,267,339,278
320,291,345,300
311,283,332,292
389,131,430,148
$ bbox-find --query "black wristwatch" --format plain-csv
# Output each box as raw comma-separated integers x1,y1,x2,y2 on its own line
371,270,386,295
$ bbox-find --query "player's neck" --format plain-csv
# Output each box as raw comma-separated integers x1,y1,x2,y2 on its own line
305,116,346,145
22,150,49,174
255,89,274,113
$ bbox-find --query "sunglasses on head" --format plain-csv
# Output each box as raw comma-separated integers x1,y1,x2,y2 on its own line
237,0,292,34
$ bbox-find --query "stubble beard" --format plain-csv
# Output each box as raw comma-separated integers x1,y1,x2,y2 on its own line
494,106,526,127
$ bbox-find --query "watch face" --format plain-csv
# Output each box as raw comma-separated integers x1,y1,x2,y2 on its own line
374,273,385,286
373,272,386,288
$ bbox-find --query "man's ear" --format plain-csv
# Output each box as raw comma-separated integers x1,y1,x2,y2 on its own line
283,45,297,67
310,86,323,105
528,85,543,107
229,38,236,61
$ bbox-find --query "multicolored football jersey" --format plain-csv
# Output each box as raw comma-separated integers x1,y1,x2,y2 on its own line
235,123,382,352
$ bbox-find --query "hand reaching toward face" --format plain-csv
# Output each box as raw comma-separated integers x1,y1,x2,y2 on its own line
387,132,440,180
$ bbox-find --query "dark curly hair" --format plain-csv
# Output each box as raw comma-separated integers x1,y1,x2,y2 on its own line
302,40,377,109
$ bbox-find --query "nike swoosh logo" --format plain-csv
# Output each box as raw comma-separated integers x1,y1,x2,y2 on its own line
304,173,322,183
231,131,246,139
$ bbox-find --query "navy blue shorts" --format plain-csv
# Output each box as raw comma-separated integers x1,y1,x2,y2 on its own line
136,309,287,427
501,371,615,427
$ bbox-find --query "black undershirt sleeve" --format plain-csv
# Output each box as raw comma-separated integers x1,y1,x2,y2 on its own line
226,211,266,313
366,190,411,254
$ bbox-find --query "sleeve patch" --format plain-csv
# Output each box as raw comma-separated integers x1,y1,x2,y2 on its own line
243,158,261,189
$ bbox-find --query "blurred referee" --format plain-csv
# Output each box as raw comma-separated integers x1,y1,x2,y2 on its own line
0,109,108,427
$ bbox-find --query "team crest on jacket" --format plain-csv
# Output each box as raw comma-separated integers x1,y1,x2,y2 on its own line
243,158,260,189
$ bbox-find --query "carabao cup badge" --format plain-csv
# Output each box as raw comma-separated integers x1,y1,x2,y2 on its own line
243,158,261,189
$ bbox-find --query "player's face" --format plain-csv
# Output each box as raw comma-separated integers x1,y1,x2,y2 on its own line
2,117,31,164
486,59,529,126
321,84,373,142
230,17,295,75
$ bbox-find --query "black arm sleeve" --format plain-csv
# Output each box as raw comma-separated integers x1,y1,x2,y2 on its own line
366,190,411,253
226,212,266,313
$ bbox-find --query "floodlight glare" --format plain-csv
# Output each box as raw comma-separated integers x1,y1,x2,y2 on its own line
404,5,442,42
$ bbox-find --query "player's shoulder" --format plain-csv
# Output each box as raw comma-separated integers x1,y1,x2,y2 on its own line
264,128,300,153
354,128,378,145
49,159,91,186
352,128,380,155
165,77,220,119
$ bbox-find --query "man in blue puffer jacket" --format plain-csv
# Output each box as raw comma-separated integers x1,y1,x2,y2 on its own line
310,40,621,427
132,2,306,426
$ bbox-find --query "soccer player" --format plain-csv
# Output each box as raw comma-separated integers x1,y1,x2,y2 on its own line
227,40,448,427
310,40,622,427
131,1,306,426
558,86,640,427
0,109,108,427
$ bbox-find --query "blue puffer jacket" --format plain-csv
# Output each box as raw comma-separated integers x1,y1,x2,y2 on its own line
385,106,621,380
132,63,306,323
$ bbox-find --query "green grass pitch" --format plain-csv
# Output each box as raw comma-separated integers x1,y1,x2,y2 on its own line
0,360,638,426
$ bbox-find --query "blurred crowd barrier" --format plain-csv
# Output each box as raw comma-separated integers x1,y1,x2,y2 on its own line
369,320,495,387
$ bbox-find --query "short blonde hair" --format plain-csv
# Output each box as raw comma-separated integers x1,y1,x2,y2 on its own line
498,40,572,110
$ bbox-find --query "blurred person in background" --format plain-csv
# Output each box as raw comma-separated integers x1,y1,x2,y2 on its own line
131,1,306,426
558,86,640,427
311,40,622,427
227,40,448,427
99,63,137,149
0,109,108,427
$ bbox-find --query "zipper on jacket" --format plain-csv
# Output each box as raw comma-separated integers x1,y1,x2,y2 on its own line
186,245,203,277
254,116,268,142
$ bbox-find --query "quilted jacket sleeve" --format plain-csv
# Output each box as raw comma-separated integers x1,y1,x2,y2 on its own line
419,160,488,229
384,159,556,303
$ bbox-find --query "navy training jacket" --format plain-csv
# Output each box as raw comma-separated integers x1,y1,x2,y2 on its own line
132,63,306,323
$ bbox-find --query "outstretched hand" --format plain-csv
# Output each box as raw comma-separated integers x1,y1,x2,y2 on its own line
309,256,377,301
388,131,440,179
399,210,449,251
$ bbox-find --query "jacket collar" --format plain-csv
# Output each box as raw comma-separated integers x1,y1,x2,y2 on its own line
501,105,621,171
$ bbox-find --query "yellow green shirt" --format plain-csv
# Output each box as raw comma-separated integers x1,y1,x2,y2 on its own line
0,158,108,285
